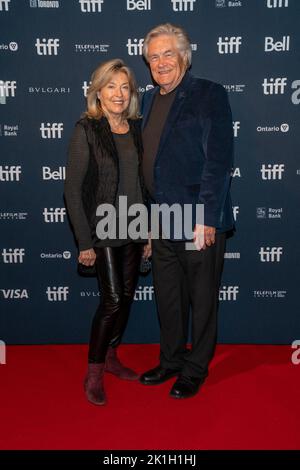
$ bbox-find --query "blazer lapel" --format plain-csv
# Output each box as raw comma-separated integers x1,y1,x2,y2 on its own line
141,88,158,131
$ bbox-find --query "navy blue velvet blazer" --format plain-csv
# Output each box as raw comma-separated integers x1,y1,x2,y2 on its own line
141,71,235,237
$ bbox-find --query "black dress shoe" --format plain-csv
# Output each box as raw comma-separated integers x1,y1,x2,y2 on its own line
139,365,181,385
169,376,204,399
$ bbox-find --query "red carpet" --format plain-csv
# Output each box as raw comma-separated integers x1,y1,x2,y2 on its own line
0,344,299,450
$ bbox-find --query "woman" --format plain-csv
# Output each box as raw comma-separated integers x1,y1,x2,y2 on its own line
64,59,149,406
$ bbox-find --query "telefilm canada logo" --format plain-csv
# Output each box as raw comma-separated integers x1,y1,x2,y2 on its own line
75,44,109,53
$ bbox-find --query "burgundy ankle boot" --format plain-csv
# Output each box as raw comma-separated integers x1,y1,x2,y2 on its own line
105,346,139,381
84,363,106,405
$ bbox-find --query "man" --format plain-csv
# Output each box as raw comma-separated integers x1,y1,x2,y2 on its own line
140,24,234,399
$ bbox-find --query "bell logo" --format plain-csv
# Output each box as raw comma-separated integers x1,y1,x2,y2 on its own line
259,247,283,262
260,164,285,180
127,0,151,10
126,38,144,56
0,0,10,11
217,36,242,54
262,77,287,95
267,0,288,7
219,286,239,301
40,123,63,139
291,80,300,105
42,166,66,180
265,36,290,52
43,208,66,223
35,38,60,56
1,248,25,264
0,165,21,181
171,0,196,11
79,0,104,12
46,286,69,301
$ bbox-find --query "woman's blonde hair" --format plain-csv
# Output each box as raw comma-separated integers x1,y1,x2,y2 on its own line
85,59,139,120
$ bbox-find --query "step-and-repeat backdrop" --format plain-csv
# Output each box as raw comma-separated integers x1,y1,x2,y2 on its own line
1,0,299,344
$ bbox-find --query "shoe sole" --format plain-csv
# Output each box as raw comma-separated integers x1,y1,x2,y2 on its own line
139,371,180,385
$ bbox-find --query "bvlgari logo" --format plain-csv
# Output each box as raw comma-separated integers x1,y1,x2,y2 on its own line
28,86,71,94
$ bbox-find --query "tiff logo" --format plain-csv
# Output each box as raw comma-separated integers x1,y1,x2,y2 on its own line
35,38,60,56
259,247,283,262
40,122,63,138
134,286,154,301
46,286,69,301
265,35,290,52
262,77,287,95
0,340,5,365
1,248,25,263
232,206,239,221
217,36,242,54
79,0,103,12
82,80,91,97
219,286,239,301
233,121,240,137
267,0,288,7
0,165,21,181
0,0,10,11
261,164,285,180
43,208,66,223
127,0,151,10
171,0,196,11
126,38,144,56
0,80,17,104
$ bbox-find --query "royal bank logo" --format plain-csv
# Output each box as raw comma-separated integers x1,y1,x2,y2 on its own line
40,251,71,260
42,166,65,180
257,123,289,133
75,44,109,53
46,286,69,301
291,80,300,104
0,80,17,104
266,0,288,7
0,41,18,52
233,121,240,137
224,84,245,93
219,286,239,301
43,208,66,223
35,38,60,56
126,38,144,56
0,165,21,181
40,122,63,138
216,0,242,6
29,0,60,7
1,248,25,263
79,0,104,12
256,207,283,219
127,0,151,10
171,0,196,11
260,164,285,180
0,289,29,299
265,36,290,52
259,247,283,262
262,77,287,95
134,286,154,301
217,36,242,54
0,0,10,11
0,212,28,220
0,124,19,136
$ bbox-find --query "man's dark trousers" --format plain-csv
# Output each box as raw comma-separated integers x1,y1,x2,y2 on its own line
151,233,226,380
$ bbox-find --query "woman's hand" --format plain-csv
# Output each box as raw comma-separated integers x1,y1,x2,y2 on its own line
78,248,96,266
143,233,152,259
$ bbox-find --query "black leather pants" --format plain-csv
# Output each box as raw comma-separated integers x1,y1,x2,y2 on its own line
88,243,142,363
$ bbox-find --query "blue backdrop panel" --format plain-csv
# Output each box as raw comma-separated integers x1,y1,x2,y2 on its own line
0,0,299,344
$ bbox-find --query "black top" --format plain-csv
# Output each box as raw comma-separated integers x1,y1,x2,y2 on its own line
142,88,177,198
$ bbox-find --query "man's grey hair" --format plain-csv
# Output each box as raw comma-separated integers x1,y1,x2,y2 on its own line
143,23,192,69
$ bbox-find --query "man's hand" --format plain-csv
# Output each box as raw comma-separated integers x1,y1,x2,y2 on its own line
193,224,216,251
78,248,96,266
143,232,152,259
